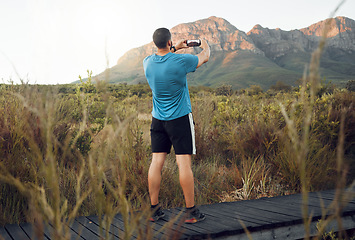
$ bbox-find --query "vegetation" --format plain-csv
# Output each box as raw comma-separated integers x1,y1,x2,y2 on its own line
0,75,354,238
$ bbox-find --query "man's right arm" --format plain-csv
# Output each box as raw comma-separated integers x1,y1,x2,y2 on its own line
196,40,210,69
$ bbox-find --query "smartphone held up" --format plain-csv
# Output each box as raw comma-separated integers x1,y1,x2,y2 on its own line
186,39,201,47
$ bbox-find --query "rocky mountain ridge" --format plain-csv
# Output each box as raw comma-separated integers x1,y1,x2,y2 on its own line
94,16,355,89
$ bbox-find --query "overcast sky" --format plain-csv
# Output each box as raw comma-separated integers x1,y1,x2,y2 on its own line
0,0,354,85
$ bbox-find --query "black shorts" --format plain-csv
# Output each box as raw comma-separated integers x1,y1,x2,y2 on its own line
150,113,196,155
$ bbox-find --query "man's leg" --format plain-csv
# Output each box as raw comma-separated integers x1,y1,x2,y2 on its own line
176,154,194,208
148,152,167,205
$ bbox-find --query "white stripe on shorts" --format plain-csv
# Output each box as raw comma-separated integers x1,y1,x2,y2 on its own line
188,113,196,155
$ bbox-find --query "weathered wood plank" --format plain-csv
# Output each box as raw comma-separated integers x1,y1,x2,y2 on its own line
276,193,355,215
148,211,186,239
86,216,122,240
197,206,256,238
259,196,328,221
110,214,127,233
309,192,355,207
200,204,261,229
0,227,12,240
214,201,297,225
260,197,332,221
125,213,169,239
44,221,86,240
113,214,137,239
151,208,201,239
5,224,30,240
20,222,50,240
308,194,355,212
218,213,355,240
207,202,274,224
162,208,214,239
318,188,355,203
68,218,100,240
175,207,237,234
75,216,119,240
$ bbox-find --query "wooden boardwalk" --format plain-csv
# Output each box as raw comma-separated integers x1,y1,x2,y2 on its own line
1,189,354,239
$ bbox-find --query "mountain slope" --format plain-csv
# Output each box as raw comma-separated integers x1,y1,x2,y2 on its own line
92,16,355,89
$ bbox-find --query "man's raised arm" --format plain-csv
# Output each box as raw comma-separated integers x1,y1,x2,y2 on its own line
173,39,210,68
196,40,210,69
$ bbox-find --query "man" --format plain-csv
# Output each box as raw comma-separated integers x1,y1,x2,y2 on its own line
143,28,210,223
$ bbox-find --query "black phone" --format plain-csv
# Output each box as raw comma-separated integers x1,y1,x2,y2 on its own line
186,40,201,47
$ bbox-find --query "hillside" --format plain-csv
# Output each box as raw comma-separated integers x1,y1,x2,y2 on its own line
90,16,355,89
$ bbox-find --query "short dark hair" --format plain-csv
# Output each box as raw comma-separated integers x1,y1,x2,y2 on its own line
153,28,171,49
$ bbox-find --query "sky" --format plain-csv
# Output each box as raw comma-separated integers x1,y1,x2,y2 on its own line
0,0,354,85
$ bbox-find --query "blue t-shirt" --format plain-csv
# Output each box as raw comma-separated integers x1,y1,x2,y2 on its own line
143,52,198,120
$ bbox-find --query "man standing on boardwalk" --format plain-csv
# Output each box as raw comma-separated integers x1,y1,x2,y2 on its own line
143,28,210,223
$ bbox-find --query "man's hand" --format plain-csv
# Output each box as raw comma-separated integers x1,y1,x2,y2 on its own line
199,39,209,50
174,39,189,51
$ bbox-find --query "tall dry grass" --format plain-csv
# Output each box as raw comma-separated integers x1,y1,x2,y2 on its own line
1,69,354,239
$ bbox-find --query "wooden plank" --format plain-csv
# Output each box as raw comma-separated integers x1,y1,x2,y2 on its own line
119,212,169,240
222,213,355,240
113,212,151,239
259,198,323,219
310,191,355,205
260,196,327,218
111,214,126,233
291,193,355,214
113,214,139,239
318,188,355,199
69,218,100,240
42,224,57,240
146,211,183,239
0,227,12,240
5,224,30,240
283,192,354,209
242,199,304,219
19,222,54,240
309,192,355,208
166,206,260,239
259,193,355,225
215,202,297,225
206,202,275,224
75,216,119,240
86,216,122,239
199,204,264,227
46,221,85,240
250,194,350,218
171,207,236,234
20,222,50,240
259,194,326,210
153,207,222,239
158,208,211,239
155,209,203,239
307,196,355,216
197,206,255,237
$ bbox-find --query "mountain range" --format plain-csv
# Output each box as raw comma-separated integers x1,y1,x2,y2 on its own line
91,16,355,89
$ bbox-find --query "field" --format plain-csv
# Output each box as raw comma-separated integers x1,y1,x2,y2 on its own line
0,75,354,238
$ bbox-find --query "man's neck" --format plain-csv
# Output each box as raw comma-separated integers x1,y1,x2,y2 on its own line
156,47,170,56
